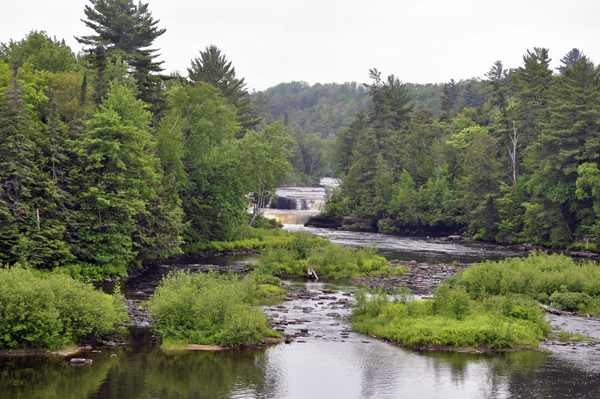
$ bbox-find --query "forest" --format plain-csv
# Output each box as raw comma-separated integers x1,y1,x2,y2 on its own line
324,49,600,251
0,0,291,279
1,0,599,283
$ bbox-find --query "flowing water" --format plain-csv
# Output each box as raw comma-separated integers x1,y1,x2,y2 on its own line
3,180,600,398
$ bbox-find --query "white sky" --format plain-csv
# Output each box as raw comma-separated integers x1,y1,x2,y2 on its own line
1,0,599,91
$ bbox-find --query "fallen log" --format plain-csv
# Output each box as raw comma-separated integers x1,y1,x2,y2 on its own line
307,266,318,280
538,303,573,316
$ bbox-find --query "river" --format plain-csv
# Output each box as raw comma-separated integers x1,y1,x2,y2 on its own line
2,181,600,399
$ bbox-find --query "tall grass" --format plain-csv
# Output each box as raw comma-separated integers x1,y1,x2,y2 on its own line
148,271,281,347
183,228,326,255
0,266,127,349
351,287,549,349
446,252,600,312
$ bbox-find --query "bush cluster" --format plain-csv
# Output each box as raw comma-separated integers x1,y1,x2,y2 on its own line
351,286,549,349
148,271,281,346
255,232,397,279
0,267,127,349
447,252,600,313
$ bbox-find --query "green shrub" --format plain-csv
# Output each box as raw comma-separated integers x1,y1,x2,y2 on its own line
351,287,550,349
253,271,282,287
455,252,600,301
0,266,127,349
291,232,313,259
433,285,471,320
148,271,280,346
549,292,592,311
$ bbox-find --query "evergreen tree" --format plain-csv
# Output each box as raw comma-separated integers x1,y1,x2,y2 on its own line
456,131,501,239
343,127,380,217
536,57,600,182
0,61,72,267
439,83,453,123
557,48,587,75
365,69,413,161
76,0,167,114
73,78,172,270
332,110,368,177
484,61,511,138
188,45,260,132
511,48,552,144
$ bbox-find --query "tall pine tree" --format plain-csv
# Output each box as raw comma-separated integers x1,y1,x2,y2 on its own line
76,0,167,115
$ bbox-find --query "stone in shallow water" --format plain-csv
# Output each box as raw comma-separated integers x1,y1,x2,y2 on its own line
70,358,93,365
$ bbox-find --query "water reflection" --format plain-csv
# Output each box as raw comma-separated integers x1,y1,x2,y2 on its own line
5,323,600,398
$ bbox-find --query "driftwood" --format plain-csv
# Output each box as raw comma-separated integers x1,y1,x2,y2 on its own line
538,303,573,316
307,260,318,280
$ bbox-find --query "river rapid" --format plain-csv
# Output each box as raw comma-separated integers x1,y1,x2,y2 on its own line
3,181,600,399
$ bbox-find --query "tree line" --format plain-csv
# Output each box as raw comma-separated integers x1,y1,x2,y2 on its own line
254,78,490,186
0,0,291,278
328,48,600,251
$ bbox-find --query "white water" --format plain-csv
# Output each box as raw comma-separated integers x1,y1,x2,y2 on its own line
261,179,332,225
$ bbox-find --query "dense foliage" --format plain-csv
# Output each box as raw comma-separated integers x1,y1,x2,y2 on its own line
446,252,600,313
148,271,281,346
352,283,550,349
0,2,293,279
326,48,600,250
254,232,401,279
0,266,127,349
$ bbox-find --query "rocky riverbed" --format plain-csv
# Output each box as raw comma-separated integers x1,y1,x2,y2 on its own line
348,259,470,295
264,285,374,344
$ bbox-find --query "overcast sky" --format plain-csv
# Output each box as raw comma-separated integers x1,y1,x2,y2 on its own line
2,0,599,91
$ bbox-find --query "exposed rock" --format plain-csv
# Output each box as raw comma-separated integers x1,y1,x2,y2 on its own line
346,260,471,295
70,358,93,365
305,215,343,229
341,215,378,232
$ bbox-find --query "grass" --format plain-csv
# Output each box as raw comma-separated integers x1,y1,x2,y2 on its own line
552,331,592,343
351,286,550,350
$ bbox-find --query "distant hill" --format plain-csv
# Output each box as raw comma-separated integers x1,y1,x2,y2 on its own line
253,78,490,137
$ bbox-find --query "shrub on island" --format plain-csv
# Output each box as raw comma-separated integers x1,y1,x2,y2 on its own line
351,285,550,350
254,232,400,279
148,271,281,347
0,266,127,350
446,252,600,314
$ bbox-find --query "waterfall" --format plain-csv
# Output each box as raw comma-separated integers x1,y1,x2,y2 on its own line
258,182,328,225
311,200,325,211
268,214,312,225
